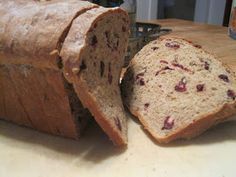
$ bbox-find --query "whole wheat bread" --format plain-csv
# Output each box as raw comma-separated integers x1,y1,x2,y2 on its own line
122,37,236,143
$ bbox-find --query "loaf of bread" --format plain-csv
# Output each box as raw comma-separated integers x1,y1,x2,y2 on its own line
122,37,236,143
0,0,129,145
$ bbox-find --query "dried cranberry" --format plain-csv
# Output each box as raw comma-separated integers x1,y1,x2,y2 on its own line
164,66,174,70
218,74,229,83
93,23,97,28
151,47,159,51
90,35,97,46
56,57,63,69
175,77,187,92
194,44,202,48
108,74,113,84
155,70,161,76
187,40,193,44
100,61,105,77
135,70,146,86
227,90,235,100
172,63,190,72
155,66,174,76
114,117,122,131
108,63,112,84
165,42,180,49
105,31,111,48
196,84,204,92
135,72,145,80
139,78,145,86
161,116,174,130
204,62,210,70
116,40,119,49
80,60,87,70
105,31,109,38
160,60,168,64
144,103,150,109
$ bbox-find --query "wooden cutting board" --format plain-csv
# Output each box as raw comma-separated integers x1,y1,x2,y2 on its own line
0,19,236,177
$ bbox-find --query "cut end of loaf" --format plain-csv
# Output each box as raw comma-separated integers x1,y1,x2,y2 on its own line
122,36,236,143
61,7,130,146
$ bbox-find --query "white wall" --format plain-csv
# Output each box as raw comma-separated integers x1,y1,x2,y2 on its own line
136,0,226,25
194,0,226,25
136,0,158,20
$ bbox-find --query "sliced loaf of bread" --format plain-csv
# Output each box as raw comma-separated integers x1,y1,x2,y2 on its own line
0,0,98,139
122,37,236,143
0,0,130,146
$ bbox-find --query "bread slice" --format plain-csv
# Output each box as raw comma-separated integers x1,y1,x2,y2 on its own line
122,37,236,143
61,7,130,146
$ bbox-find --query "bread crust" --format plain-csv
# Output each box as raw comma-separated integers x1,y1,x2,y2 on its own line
130,101,236,143
74,79,126,146
61,7,129,146
0,0,98,138
0,0,98,69
0,65,80,138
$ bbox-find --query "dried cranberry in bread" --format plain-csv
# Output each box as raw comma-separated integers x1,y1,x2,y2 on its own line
61,7,130,146
122,37,236,143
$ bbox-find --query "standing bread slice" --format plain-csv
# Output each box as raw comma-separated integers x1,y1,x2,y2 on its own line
0,0,98,138
61,7,130,146
122,37,236,143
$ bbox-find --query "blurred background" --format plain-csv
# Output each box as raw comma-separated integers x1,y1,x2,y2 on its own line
88,0,236,65
90,0,234,26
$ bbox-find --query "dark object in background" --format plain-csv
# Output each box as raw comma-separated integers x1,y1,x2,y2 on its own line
223,0,233,26
91,0,172,66
92,0,123,7
124,22,171,67
229,6,236,39
158,0,196,21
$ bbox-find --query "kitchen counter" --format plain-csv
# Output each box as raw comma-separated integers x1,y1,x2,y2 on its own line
146,18,236,70
0,19,236,177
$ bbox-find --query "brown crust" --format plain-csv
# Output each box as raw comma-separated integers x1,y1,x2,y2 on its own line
0,65,79,139
0,0,98,139
130,101,236,143
0,0,98,69
74,79,126,146
124,36,236,144
61,7,129,146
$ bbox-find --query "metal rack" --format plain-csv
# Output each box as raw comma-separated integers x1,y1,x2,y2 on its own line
124,22,172,67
